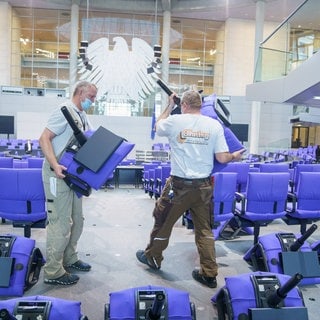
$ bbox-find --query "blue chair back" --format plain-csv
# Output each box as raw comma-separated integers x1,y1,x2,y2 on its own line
0,156,13,168
259,163,289,172
246,172,289,214
0,168,46,237
213,172,237,221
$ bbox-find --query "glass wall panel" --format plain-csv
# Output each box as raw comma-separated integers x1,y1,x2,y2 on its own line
10,6,224,116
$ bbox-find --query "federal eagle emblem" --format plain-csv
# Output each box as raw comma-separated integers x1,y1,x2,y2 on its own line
78,36,157,103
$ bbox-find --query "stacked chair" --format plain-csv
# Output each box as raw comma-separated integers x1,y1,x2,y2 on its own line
0,295,88,319
211,165,319,319
212,272,308,320
105,285,196,319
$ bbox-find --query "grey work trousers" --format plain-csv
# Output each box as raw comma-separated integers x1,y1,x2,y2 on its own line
42,160,84,279
145,175,218,277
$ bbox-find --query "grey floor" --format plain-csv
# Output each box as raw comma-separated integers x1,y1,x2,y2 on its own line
1,185,320,320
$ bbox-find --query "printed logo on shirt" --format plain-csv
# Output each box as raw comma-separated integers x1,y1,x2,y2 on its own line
177,129,210,145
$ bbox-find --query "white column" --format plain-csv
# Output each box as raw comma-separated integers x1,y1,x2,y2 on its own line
69,2,79,96
0,2,12,85
249,0,265,154
161,10,171,109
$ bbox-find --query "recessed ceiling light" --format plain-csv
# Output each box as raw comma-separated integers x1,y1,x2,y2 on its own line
313,96,320,100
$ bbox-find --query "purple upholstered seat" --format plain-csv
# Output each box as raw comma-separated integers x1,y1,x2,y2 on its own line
235,172,290,244
0,168,47,237
285,172,320,234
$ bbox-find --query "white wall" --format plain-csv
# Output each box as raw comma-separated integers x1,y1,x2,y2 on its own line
0,2,12,85
0,92,293,155
223,18,281,96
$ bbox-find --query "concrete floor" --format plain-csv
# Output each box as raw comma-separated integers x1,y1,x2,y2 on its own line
0,186,319,319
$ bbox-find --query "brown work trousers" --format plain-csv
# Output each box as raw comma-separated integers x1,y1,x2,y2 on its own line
145,175,218,277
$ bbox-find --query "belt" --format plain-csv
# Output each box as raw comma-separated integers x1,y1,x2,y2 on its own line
171,175,211,184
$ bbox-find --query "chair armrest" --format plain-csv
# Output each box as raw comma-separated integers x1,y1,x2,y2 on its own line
155,178,162,188
286,192,297,212
289,179,294,193
234,192,246,214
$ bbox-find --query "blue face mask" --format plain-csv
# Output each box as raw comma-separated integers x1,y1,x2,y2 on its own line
81,98,92,110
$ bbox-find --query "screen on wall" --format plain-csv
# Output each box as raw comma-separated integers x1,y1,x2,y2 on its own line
0,115,14,134
230,123,249,142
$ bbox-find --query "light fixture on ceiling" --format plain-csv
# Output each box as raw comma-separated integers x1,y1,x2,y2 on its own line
313,96,320,100
209,49,217,55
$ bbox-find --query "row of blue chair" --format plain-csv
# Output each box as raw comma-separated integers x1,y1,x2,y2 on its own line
219,162,320,194
142,161,320,245
152,143,170,151
0,156,44,168
181,167,320,244
142,162,171,199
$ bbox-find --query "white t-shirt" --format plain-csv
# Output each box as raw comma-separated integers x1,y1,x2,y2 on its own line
45,101,92,157
157,113,228,178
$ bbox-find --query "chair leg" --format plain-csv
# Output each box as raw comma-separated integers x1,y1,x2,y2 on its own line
253,224,260,245
300,222,307,235
219,217,242,240
24,225,31,238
